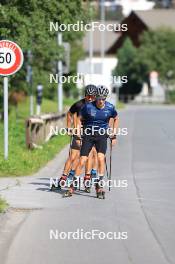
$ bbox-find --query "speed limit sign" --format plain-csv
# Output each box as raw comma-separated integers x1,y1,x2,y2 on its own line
0,40,24,159
0,40,23,76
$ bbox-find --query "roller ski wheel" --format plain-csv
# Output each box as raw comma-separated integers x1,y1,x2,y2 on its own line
50,184,55,191
63,186,74,198
96,189,105,199
63,190,73,198
84,187,91,193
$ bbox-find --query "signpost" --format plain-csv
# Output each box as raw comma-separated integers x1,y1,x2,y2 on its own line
0,40,24,159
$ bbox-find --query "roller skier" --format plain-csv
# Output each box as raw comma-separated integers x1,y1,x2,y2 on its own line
64,85,119,199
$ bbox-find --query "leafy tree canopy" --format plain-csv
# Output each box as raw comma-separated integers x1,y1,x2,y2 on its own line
0,0,88,101
114,28,175,96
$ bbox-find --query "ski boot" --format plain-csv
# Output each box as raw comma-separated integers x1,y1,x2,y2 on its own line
63,175,79,197
84,174,91,193
71,176,80,191
50,175,67,191
95,176,105,199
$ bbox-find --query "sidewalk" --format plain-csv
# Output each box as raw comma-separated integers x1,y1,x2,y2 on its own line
0,145,69,208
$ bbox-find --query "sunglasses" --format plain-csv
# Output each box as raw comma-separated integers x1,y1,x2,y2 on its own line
96,97,106,101
86,95,95,99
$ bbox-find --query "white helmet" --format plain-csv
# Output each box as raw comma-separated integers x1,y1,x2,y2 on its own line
96,85,109,98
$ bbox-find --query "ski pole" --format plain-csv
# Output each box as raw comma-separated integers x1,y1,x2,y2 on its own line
109,139,113,192
105,156,109,180
66,134,73,187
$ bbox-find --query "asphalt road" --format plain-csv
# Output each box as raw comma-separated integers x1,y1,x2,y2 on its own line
0,105,175,264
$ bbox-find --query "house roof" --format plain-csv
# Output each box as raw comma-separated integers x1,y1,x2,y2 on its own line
134,10,175,30
106,9,175,54
83,10,175,55
82,21,120,55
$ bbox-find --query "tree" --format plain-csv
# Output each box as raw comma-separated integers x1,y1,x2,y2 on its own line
113,38,143,99
0,0,89,113
114,29,175,99
138,28,175,84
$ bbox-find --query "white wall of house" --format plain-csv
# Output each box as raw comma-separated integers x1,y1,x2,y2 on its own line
77,57,118,96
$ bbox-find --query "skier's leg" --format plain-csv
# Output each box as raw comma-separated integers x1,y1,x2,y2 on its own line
59,137,81,190
63,155,88,197
83,174,91,193
67,149,80,179
94,135,108,199
85,147,98,177
64,135,94,197
63,149,79,176
91,147,98,177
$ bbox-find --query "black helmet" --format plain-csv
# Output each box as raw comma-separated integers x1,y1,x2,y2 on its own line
85,84,97,96
96,85,109,98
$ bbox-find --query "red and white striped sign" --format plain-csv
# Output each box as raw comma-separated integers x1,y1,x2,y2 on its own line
0,40,23,76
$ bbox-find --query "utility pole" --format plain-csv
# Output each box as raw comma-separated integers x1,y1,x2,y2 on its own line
57,33,63,113
100,0,105,61
89,2,94,81
26,50,33,115
89,26,94,77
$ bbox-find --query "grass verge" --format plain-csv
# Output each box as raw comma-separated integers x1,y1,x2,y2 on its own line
0,97,69,176
0,197,8,213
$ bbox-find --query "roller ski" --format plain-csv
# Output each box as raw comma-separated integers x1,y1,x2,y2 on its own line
50,184,58,191
84,174,91,193
63,175,79,197
85,187,91,193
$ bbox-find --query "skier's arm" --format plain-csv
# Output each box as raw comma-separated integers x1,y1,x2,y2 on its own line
113,116,119,135
66,111,76,136
110,116,119,146
75,104,86,144
67,101,78,132
66,111,72,129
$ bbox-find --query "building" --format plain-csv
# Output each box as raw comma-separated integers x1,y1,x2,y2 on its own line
107,10,175,102
107,10,175,54
78,21,120,102
82,21,120,56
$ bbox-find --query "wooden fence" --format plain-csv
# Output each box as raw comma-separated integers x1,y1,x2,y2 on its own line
26,112,66,149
